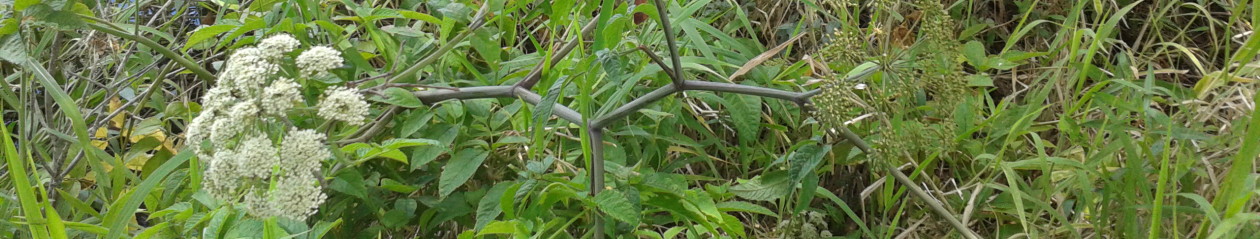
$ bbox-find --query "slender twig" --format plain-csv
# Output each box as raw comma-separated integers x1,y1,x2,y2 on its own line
651,0,685,88
636,46,680,82
82,17,215,80
514,18,600,90
836,126,981,239
589,85,678,129
382,3,492,85
512,88,583,123
336,106,403,144
363,83,461,93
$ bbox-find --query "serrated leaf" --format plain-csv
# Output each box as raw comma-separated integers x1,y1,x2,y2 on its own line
716,201,778,218
730,171,791,201
594,190,641,226
331,170,367,199
376,87,425,107
439,148,489,199
726,91,762,145
788,144,830,184
410,124,459,170
475,183,512,230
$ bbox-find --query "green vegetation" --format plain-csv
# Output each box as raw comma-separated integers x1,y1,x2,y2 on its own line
2,0,1259,238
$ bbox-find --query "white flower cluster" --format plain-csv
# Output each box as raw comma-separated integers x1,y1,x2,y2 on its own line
184,34,367,221
295,46,343,78
316,86,370,125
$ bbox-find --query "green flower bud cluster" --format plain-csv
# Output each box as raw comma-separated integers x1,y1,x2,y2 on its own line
816,30,869,68
814,0,969,159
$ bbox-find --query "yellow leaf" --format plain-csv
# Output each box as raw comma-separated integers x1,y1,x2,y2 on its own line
90,127,109,150
108,97,126,129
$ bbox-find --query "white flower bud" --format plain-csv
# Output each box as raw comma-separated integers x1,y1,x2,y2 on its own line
296,46,343,78
258,34,300,58
261,77,302,115
316,86,369,125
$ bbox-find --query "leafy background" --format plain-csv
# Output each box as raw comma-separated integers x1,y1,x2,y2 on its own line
2,0,1260,238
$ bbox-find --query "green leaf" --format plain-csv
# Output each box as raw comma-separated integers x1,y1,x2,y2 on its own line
730,171,791,201
183,25,237,51
963,40,988,70
25,4,86,30
788,144,829,184
399,10,443,25
716,201,778,218
104,150,194,239
0,18,19,36
381,138,440,150
410,124,459,170
531,76,568,158
477,220,519,235
376,87,426,107
439,148,489,199
475,182,512,230
725,91,762,145
1,105,50,238
382,199,418,228
15,0,39,11
0,34,29,64
380,178,419,193
594,190,641,226
718,213,746,237
967,74,994,87
330,170,368,199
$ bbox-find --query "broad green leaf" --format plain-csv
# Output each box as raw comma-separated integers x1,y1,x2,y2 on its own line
475,182,512,230
715,201,778,218
594,190,641,226
382,199,418,228
15,0,38,11
718,213,745,238
963,40,988,70
967,74,994,87
381,138,440,150
730,171,791,201
788,144,829,184
375,87,426,107
410,124,459,170
439,148,489,199
183,25,238,51
477,220,518,235
330,170,367,199
725,91,761,145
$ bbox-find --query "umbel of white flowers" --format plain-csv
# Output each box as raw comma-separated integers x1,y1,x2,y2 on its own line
185,34,369,221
